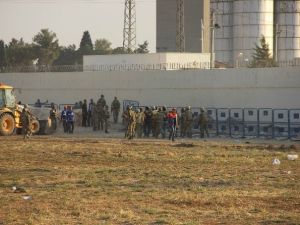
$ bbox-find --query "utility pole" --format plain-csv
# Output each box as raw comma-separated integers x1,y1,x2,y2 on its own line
274,23,281,62
176,0,185,52
210,11,215,69
201,19,204,53
123,0,136,53
210,11,220,69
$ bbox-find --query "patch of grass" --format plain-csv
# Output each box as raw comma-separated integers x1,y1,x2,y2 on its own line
0,137,299,224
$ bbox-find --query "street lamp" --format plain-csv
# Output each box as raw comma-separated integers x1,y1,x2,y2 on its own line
210,11,220,69
235,52,243,68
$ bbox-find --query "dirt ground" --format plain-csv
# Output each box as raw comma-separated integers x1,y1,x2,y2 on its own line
0,122,299,225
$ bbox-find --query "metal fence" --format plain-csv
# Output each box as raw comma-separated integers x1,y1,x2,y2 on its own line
1,58,300,73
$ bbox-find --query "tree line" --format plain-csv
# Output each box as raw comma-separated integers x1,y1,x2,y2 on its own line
0,29,149,67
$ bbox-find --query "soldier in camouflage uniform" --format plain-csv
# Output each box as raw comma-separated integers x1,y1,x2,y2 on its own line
151,106,159,138
179,107,186,137
21,105,31,139
97,94,106,130
135,108,145,138
103,105,110,133
92,102,99,131
185,106,193,138
127,106,136,139
111,97,121,123
157,107,167,138
199,107,209,138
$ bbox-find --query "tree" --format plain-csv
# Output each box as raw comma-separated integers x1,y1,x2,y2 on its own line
6,38,35,66
79,31,93,54
0,40,7,67
135,41,149,54
53,45,79,65
33,29,60,65
94,38,112,55
250,36,275,68
112,47,127,54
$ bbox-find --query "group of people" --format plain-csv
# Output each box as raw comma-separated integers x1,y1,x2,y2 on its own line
122,105,209,141
80,95,121,133
29,95,209,141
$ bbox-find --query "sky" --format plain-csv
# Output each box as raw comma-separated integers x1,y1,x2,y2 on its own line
0,0,156,52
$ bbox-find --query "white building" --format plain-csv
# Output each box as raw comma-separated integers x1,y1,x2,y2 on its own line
83,53,211,71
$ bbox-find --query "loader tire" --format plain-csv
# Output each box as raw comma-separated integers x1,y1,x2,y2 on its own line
0,113,15,136
31,119,40,135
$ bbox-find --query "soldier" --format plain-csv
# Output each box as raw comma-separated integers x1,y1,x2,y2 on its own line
21,104,31,139
91,102,99,131
61,105,68,133
87,99,94,127
158,106,168,138
179,107,186,137
103,105,110,133
135,108,145,138
82,99,88,127
49,103,58,131
66,105,75,133
143,106,152,137
199,107,209,138
185,106,193,138
97,95,106,130
122,107,130,138
111,96,121,123
127,106,136,139
151,106,159,138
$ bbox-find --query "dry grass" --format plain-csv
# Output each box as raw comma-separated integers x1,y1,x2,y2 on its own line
0,136,299,225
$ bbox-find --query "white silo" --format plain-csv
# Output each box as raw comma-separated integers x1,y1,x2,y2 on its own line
232,0,274,65
212,0,234,64
275,0,300,61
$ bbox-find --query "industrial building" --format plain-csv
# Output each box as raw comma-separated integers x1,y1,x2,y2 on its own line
156,0,300,66
156,0,211,53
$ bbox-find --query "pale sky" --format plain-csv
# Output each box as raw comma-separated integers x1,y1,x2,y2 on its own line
0,0,156,52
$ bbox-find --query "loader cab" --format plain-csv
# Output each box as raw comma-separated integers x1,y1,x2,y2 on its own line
0,85,16,108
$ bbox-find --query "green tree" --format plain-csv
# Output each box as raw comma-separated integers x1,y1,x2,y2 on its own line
134,41,149,54
6,38,35,66
250,36,275,68
0,40,7,67
112,47,127,54
79,31,93,54
53,45,79,65
94,38,112,55
33,29,60,65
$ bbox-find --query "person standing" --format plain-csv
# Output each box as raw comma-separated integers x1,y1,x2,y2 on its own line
135,108,145,138
185,106,193,138
87,99,94,127
103,105,110,133
143,107,152,137
127,106,136,139
199,107,209,138
167,108,178,142
92,102,99,131
49,103,58,131
111,97,121,123
82,99,88,127
66,105,75,134
97,95,106,131
21,104,31,139
61,105,68,133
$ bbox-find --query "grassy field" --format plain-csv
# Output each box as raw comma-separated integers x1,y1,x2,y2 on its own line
0,136,299,225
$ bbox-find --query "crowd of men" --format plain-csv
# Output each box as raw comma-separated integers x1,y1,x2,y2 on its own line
122,105,209,141
30,95,209,141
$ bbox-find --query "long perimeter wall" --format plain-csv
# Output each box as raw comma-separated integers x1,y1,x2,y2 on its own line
0,67,300,108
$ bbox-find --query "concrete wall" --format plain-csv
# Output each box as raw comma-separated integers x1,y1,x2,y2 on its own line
0,67,300,108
